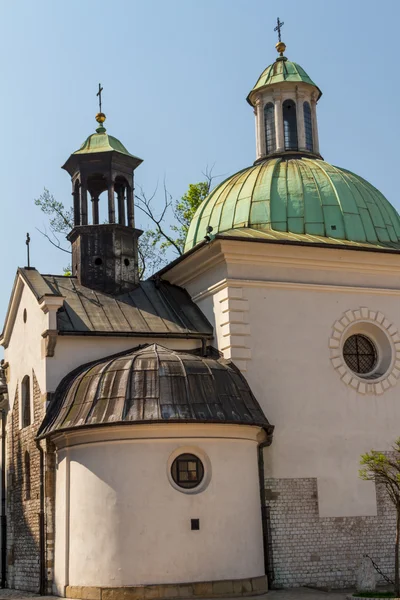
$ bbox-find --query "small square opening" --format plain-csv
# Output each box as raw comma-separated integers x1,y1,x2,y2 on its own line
191,518,200,531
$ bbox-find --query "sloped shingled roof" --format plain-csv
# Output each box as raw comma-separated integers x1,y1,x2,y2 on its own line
19,269,212,338
38,344,273,439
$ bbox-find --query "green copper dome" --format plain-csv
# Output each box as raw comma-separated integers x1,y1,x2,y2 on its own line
184,157,400,252
73,129,136,158
247,57,322,106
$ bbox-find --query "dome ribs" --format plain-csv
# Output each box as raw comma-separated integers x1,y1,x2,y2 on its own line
286,160,305,234
185,158,400,253
38,344,272,437
249,158,280,230
296,159,325,236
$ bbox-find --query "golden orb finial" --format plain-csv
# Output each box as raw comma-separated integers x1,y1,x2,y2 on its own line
96,112,106,124
276,41,286,56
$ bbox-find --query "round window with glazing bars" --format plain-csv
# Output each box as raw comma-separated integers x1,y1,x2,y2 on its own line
171,453,204,490
343,334,377,375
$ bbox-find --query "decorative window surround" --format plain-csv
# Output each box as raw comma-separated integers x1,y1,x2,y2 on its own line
330,308,400,394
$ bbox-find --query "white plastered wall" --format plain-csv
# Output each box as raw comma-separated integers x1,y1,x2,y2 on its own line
53,424,264,593
47,336,203,393
165,240,400,518
3,280,48,410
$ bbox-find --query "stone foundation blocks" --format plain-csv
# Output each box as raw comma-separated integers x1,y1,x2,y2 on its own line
65,576,268,600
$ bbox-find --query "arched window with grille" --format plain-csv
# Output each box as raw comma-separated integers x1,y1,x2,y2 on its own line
263,102,276,154
303,101,313,152
21,375,31,428
24,451,31,501
283,99,298,151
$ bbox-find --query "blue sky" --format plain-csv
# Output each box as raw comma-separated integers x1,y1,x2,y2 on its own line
0,0,399,323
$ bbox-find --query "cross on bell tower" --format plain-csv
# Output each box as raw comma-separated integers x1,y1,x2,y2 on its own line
97,83,103,113
62,94,143,295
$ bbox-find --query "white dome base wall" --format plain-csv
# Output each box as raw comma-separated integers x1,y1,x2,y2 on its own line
53,424,266,595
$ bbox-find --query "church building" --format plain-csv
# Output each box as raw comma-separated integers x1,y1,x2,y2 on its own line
0,31,400,596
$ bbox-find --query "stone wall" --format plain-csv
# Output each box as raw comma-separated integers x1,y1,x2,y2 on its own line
265,477,396,589
6,373,54,593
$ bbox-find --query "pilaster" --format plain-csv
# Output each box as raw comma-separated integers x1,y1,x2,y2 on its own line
255,96,265,160
311,92,320,155
296,88,306,151
217,286,251,372
274,95,284,152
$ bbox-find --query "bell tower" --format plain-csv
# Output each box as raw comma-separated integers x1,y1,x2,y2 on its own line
62,99,143,295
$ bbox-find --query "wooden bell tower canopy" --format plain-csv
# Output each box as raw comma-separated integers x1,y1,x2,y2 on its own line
62,106,144,295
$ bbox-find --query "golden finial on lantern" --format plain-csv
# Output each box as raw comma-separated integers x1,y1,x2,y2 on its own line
276,41,286,56
96,112,106,124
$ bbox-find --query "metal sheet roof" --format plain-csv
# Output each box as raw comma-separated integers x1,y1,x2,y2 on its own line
216,227,400,251
38,344,273,439
247,57,322,106
185,158,400,252
19,269,213,338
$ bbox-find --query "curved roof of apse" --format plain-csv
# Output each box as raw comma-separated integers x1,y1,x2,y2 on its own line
38,344,273,438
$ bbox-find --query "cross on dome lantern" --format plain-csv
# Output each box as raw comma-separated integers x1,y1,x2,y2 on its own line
274,17,284,42
274,17,286,56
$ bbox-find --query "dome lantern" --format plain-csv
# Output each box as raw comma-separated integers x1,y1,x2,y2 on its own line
247,24,322,162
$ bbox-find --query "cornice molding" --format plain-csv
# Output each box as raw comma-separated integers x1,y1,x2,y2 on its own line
0,274,25,349
165,239,400,288
192,278,400,304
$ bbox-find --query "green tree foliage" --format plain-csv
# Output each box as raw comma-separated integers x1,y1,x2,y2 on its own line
170,181,210,251
359,441,400,596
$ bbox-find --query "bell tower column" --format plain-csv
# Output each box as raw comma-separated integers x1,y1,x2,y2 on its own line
80,184,88,226
127,184,134,228
108,179,115,224
117,186,126,226
91,194,100,224
73,181,81,226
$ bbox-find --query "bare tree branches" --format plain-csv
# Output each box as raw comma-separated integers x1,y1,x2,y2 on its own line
135,183,183,256
35,226,71,255
35,167,221,279
34,188,73,235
